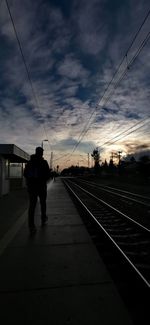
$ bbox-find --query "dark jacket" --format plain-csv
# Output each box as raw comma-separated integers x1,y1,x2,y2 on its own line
24,154,50,187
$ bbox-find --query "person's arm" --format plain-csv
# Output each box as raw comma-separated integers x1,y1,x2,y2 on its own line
44,161,51,181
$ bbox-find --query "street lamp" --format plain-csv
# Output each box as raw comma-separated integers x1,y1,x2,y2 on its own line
41,139,48,149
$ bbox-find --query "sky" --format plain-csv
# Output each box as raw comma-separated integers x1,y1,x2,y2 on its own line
0,0,150,170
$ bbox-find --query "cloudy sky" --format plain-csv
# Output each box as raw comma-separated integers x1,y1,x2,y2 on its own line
0,0,150,169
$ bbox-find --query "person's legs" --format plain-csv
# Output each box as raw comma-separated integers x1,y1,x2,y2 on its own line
28,190,38,230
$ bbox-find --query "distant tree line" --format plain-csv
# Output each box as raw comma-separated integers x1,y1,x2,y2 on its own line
61,155,150,181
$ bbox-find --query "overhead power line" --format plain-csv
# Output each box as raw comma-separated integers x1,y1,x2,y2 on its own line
99,119,150,149
5,0,52,151
98,8,150,108
110,121,150,145
97,117,150,149
65,8,150,160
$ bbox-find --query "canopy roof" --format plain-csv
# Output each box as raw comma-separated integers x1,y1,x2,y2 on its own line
0,144,30,163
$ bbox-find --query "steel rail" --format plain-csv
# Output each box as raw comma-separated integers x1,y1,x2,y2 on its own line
64,180,150,288
77,179,150,207
70,180,150,232
99,184,150,200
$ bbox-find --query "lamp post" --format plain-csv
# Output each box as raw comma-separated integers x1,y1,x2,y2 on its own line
41,139,48,149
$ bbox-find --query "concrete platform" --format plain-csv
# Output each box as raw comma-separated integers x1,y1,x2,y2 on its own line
0,179,133,324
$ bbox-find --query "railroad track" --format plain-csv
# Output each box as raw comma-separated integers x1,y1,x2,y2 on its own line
76,178,150,207
69,178,150,229
63,178,150,289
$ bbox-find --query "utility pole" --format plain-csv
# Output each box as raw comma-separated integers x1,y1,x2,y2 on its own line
118,151,122,165
110,152,115,163
50,152,53,169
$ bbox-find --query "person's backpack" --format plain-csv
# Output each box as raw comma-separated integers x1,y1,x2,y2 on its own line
24,155,50,182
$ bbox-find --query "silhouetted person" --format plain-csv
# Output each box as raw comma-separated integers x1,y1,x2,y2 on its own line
24,147,50,234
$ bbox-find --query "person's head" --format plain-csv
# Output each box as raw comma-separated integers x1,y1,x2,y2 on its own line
35,147,44,158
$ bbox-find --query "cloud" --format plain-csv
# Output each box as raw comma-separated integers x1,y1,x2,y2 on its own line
0,0,149,169
54,136,95,153
125,142,149,152
72,0,107,55
57,54,90,80
124,140,150,160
